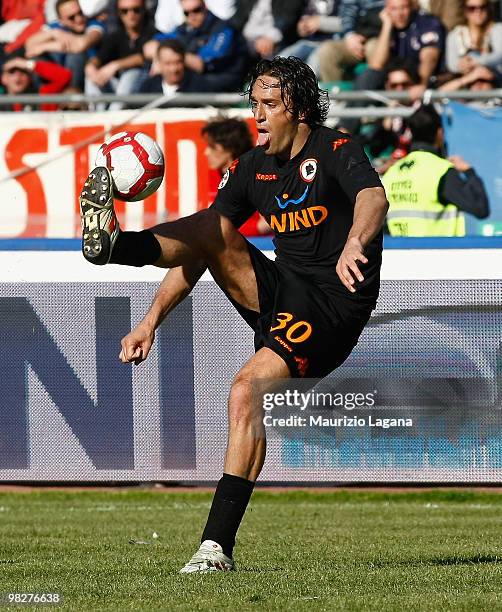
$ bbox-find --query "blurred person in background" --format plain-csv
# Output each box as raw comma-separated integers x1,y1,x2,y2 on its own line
440,63,500,97
0,0,45,59
85,0,155,109
318,0,384,82
358,58,420,167
25,0,105,90
445,0,502,79
382,104,489,236
139,39,212,94
365,0,445,90
144,0,247,91
0,55,72,110
230,0,304,60
277,0,342,76
202,116,271,236
153,0,235,35
417,0,464,31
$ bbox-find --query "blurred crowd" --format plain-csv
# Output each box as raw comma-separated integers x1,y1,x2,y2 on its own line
0,0,500,111
0,0,497,235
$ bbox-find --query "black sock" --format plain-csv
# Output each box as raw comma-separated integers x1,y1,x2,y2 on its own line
109,230,161,267
201,473,255,558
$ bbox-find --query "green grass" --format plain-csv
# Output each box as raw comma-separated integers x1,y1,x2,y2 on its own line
1,489,502,611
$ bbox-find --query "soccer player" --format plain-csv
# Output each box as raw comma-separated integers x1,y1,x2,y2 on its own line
79,57,388,573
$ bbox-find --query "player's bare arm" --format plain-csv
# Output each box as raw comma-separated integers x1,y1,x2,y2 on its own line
120,260,206,365
337,186,388,293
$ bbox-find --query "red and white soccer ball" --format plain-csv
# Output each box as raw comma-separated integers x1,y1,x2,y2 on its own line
95,131,164,201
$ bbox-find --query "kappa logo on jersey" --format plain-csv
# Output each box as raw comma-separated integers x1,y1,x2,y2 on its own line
274,186,309,210
299,158,317,183
218,170,230,190
256,173,278,181
332,137,349,151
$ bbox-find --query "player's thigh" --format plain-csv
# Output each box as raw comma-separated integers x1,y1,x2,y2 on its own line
204,213,262,314
151,209,261,312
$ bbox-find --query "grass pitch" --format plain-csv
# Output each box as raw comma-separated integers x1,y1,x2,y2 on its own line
1,489,502,611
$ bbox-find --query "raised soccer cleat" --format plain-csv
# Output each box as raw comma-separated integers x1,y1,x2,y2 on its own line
79,166,119,265
179,540,235,573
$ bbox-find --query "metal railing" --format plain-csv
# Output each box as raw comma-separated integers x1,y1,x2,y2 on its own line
0,89,500,118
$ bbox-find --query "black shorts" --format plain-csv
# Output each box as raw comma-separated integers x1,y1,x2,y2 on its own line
226,241,374,378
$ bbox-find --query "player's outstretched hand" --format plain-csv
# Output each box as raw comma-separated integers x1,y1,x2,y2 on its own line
119,323,155,365
336,237,367,293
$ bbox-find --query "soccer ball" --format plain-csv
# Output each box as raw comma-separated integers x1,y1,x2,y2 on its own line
95,131,164,201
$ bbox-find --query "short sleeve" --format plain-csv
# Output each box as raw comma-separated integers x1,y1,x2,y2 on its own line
210,158,255,228
418,16,444,50
330,137,382,203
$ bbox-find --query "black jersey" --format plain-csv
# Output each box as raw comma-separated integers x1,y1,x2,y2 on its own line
211,125,384,303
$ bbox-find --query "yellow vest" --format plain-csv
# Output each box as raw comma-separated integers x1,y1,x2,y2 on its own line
382,151,466,237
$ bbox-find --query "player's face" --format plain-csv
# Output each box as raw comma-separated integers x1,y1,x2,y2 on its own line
204,137,234,172
250,76,300,158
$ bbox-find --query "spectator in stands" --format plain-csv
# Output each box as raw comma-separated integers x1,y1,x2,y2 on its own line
144,0,247,91
418,0,464,32
85,0,155,110
154,0,235,35
359,58,420,164
445,0,502,78
277,0,342,75
365,0,445,90
139,39,212,94
0,0,45,59
230,0,304,60
25,0,105,90
382,104,489,236
440,64,501,105
441,63,499,89
0,55,72,110
202,115,271,237
318,0,384,82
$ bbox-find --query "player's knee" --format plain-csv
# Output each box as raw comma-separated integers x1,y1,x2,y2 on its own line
190,208,233,258
227,376,257,428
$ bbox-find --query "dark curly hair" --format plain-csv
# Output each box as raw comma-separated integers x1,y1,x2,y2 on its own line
244,57,330,127
201,115,253,159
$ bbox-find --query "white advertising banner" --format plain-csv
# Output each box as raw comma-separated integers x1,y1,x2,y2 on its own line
0,108,253,238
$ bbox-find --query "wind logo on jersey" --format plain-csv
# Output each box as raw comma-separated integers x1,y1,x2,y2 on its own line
275,186,309,209
269,206,328,233
299,158,317,182
332,137,349,151
228,159,239,173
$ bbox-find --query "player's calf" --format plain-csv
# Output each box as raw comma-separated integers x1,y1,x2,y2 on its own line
79,167,119,266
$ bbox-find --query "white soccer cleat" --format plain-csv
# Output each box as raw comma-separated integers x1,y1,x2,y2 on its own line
179,540,235,573
79,166,119,266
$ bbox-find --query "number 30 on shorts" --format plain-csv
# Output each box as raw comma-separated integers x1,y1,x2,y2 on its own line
270,312,313,343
